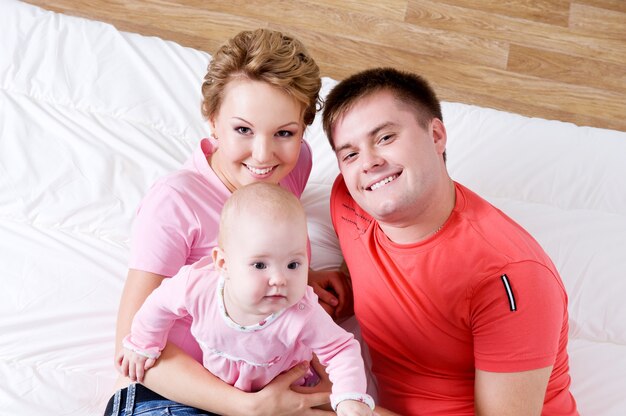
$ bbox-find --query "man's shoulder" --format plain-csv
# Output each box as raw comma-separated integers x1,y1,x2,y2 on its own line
455,182,523,231
330,175,361,212
330,175,374,236
454,182,552,265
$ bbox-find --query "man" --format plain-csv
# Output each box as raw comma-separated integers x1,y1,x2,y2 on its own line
322,68,578,415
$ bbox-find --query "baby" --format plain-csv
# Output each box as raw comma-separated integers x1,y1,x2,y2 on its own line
119,182,374,415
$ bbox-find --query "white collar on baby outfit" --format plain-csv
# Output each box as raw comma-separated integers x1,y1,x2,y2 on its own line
216,275,285,332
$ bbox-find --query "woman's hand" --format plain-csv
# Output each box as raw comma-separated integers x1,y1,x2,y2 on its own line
308,268,354,322
252,361,333,416
291,354,333,393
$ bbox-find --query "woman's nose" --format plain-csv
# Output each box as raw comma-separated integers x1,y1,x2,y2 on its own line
252,136,272,164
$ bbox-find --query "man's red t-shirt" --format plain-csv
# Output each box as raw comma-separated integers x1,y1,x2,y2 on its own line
331,177,577,415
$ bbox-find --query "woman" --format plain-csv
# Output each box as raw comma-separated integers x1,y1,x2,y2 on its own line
105,28,351,416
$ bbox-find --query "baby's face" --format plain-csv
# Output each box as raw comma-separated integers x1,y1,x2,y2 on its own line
221,212,309,322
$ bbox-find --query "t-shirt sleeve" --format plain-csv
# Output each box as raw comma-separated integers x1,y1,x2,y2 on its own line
128,182,197,277
280,139,312,198
471,261,566,372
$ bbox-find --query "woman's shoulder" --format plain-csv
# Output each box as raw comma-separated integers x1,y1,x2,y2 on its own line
145,160,225,203
155,167,207,190
279,139,313,197
150,137,221,191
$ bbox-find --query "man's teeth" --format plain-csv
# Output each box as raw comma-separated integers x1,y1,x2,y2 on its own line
247,166,273,175
370,175,398,190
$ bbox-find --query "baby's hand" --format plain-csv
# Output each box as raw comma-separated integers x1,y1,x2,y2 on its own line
336,399,374,416
116,348,156,383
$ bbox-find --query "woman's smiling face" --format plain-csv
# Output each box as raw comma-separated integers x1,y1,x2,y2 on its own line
209,78,305,192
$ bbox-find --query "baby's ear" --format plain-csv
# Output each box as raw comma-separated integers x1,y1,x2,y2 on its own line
211,247,227,273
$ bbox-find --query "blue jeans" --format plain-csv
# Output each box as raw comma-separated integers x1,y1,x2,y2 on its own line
104,383,218,416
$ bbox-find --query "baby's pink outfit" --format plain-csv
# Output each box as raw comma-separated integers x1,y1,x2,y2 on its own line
127,137,312,362
124,257,375,410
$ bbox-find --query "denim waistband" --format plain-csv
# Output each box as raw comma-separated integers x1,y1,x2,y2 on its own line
104,383,167,415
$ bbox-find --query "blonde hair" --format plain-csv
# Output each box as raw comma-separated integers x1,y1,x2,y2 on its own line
201,29,321,126
218,183,306,247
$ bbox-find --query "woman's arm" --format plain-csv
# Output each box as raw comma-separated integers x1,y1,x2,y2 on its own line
119,267,199,382
144,343,332,416
114,269,166,362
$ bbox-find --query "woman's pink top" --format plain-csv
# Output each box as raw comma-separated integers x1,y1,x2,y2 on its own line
127,137,312,361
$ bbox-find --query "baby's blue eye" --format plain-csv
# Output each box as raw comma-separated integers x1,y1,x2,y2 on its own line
287,262,300,270
253,262,267,270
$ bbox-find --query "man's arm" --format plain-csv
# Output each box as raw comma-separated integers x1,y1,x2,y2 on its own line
373,408,401,416
474,366,552,416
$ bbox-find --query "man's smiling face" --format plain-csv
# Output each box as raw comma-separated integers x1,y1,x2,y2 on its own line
332,89,447,229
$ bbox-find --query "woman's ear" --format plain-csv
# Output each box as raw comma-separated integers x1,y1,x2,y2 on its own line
212,247,226,274
209,116,217,134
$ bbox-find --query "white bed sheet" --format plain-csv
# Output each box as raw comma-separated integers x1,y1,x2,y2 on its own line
2,1,626,415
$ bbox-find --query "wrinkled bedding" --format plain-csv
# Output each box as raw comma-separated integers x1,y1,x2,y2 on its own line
1,1,625,414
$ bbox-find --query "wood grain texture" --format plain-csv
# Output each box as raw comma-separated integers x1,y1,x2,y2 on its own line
569,3,626,41
23,0,626,132
508,44,626,94
435,0,571,26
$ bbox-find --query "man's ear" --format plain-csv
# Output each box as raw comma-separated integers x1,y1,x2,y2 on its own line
431,118,447,154
212,246,226,274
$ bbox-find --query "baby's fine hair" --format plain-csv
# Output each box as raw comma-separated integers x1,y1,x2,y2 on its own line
322,67,443,149
201,28,322,126
218,183,306,247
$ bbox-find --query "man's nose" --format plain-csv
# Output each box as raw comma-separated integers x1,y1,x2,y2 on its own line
361,148,384,172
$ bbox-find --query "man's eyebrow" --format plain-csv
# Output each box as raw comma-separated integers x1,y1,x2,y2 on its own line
369,121,395,138
334,121,396,154
334,142,353,154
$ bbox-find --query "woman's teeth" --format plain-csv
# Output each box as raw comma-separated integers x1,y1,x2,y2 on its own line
247,166,273,175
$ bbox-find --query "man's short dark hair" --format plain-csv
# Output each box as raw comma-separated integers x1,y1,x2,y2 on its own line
322,67,442,150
